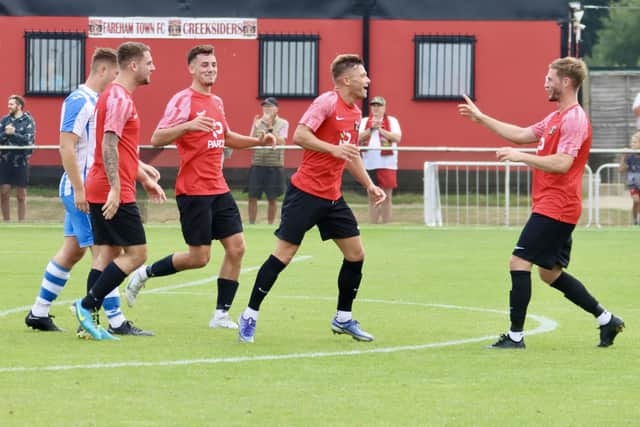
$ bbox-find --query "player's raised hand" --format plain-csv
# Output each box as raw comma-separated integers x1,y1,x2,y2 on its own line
331,143,360,161
258,131,277,149
458,94,483,123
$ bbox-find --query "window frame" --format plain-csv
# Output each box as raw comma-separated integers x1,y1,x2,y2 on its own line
24,31,86,97
258,34,320,99
414,35,476,101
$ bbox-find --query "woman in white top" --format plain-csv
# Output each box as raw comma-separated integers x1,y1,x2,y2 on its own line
358,96,402,223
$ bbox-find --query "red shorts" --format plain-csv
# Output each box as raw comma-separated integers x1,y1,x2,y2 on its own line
374,169,397,190
630,188,640,197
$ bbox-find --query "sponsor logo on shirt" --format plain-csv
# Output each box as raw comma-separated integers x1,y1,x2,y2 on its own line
207,119,225,148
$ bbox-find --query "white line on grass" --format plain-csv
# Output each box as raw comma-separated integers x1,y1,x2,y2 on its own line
0,300,557,373
0,255,313,318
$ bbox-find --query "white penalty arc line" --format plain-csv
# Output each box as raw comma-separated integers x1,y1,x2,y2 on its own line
0,300,557,373
0,255,313,318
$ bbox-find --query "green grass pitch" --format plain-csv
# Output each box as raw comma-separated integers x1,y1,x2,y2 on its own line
0,224,637,426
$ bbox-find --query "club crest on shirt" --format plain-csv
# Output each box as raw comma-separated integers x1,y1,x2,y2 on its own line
339,130,352,145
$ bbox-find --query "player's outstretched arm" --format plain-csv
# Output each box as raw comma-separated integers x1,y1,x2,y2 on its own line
458,94,537,145
59,131,89,213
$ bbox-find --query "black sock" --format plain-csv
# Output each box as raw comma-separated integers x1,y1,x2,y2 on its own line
509,271,532,332
248,255,286,311
86,268,103,310
550,271,603,317
337,259,363,312
81,262,127,311
217,278,239,311
147,254,177,277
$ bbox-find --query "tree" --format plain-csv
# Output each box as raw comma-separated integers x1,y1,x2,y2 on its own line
589,0,640,67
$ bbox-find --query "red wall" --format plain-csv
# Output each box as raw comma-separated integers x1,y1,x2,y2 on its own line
0,17,559,171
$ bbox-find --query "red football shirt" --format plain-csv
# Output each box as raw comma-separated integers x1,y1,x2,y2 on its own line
157,88,230,196
529,104,591,224
291,91,361,200
86,82,140,204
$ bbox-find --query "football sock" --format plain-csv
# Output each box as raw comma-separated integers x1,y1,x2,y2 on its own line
86,268,103,310
335,310,352,323
32,260,71,317
508,330,524,342
597,310,612,326
242,307,259,321
550,272,602,317
248,255,286,311
103,287,125,328
147,254,177,277
81,262,127,311
216,278,239,311
337,259,363,312
509,270,532,333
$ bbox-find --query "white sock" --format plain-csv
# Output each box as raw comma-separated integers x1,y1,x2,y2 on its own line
109,316,126,329
31,301,51,317
214,309,228,319
138,265,149,280
597,310,612,326
508,331,524,342
243,307,259,320
335,310,352,323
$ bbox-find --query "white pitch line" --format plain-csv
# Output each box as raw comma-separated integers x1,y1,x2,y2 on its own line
0,301,557,373
0,255,313,318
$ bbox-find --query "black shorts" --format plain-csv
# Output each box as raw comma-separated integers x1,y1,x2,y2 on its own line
248,166,285,200
89,202,146,246
513,213,575,269
0,163,29,187
176,192,243,246
275,183,360,245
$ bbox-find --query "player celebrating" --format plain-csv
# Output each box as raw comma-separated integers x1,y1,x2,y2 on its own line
124,44,275,329
71,42,165,340
458,57,624,349
237,54,386,343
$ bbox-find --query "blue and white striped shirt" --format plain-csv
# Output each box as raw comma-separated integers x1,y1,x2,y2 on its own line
58,84,98,197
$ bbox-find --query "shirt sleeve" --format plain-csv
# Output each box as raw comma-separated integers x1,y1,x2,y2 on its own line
557,108,589,157
104,95,134,137
529,115,550,139
60,94,89,135
157,92,191,129
299,92,336,132
633,93,640,111
390,116,402,139
278,119,289,139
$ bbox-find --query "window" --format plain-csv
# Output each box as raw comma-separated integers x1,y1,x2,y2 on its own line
25,32,86,96
259,34,319,98
414,35,476,100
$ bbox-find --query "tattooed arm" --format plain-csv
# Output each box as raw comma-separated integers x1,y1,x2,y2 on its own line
101,131,121,220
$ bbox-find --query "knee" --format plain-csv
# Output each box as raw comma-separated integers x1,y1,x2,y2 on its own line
191,251,210,269
508,255,530,271
226,241,246,262
346,248,365,263
538,268,560,285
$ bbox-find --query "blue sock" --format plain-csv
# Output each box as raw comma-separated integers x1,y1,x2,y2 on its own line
32,261,70,317
102,288,126,328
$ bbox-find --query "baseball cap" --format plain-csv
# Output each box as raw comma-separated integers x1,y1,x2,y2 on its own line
369,96,386,106
261,97,278,107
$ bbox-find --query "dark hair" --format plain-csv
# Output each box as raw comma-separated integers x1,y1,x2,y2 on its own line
330,54,364,82
91,47,118,72
550,57,587,89
117,42,150,68
187,44,215,64
8,94,24,108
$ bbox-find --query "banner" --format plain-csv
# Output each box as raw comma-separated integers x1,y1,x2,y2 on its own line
88,17,257,39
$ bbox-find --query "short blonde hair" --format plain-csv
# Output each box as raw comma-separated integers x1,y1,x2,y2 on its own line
330,54,363,82
550,57,587,89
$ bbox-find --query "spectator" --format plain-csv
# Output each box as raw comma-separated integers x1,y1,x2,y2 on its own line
0,95,35,222
248,97,289,224
358,96,402,223
619,131,640,224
